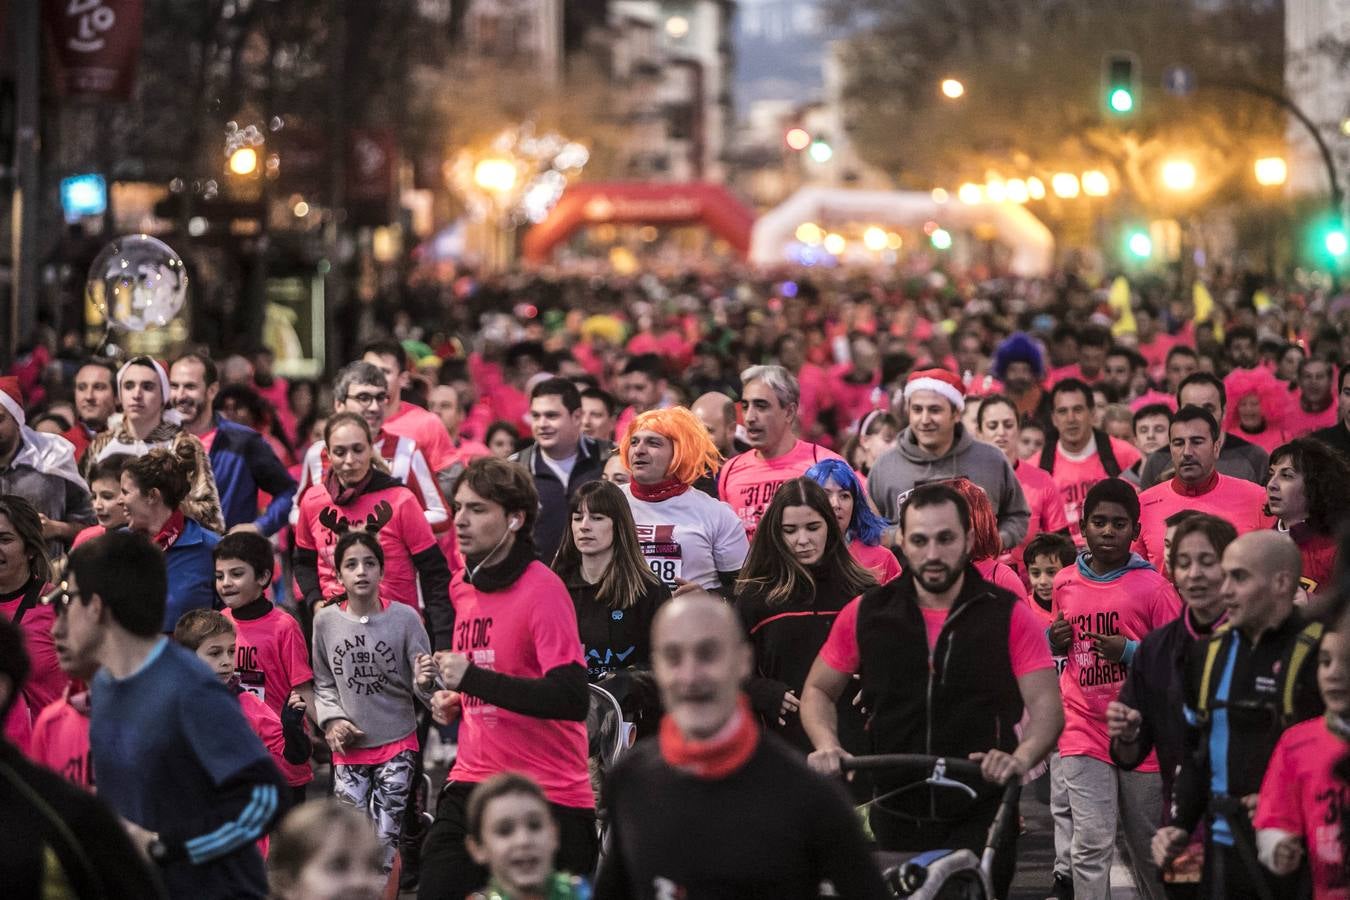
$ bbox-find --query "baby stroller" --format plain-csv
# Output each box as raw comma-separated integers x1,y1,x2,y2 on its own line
838,754,1022,900
586,669,661,849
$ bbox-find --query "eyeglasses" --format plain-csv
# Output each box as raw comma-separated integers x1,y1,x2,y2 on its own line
344,391,388,407
40,582,80,614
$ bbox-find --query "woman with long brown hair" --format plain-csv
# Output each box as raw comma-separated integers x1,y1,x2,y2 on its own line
553,480,670,682
735,477,875,753
0,495,65,722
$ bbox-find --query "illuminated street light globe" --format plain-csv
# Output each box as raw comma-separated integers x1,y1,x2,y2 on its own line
785,128,811,151
1254,157,1288,187
228,147,258,176
1161,159,1197,192
940,78,965,99
863,227,889,251
1051,173,1080,199
474,158,518,195
1081,170,1110,197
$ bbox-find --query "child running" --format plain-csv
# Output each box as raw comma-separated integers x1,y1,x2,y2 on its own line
311,530,438,872
73,453,132,548
216,531,315,808
173,609,312,855
466,773,592,900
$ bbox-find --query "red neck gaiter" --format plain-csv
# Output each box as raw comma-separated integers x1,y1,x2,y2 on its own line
1171,469,1220,497
630,477,691,503
152,508,186,550
659,695,760,779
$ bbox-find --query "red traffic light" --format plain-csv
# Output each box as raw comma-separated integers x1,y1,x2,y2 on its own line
785,128,811,151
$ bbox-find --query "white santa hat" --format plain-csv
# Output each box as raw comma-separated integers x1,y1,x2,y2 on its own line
903,368,967,412
0,376,24,427
114,356,182,427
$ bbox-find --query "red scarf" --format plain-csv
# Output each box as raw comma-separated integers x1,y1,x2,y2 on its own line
1170,469,1219,497
324,467,372,505
658,695,760,779
630,477,690,503
152,508,186,550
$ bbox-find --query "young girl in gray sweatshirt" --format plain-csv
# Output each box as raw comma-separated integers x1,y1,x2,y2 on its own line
311,530,438,871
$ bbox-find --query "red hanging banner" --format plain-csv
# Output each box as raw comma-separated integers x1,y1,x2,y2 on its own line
45,0,144,99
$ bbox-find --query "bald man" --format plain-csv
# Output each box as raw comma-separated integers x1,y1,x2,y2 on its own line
1154,532,1324,900
690,392,746,498
594,593,888,900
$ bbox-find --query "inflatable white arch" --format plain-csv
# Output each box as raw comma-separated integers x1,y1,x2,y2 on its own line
750,186,1055,276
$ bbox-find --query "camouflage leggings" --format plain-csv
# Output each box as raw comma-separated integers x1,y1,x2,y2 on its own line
333,749,417,872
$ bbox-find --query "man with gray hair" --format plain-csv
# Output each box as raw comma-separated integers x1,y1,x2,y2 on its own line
290,360,448,530
718,365,846,538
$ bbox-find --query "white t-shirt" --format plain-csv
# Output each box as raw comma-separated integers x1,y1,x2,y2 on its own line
539,450,578,487
620,485,750,590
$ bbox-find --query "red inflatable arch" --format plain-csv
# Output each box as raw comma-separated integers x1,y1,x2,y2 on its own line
521,182,755,264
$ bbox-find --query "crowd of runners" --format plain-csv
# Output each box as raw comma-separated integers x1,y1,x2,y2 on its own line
2,267,1350,899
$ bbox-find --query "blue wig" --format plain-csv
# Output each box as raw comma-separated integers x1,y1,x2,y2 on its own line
804,458,890,546
992,332,1045,381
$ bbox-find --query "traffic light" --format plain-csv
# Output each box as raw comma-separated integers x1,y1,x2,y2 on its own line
1126,230,1152,259
785,127,811,151
1103,53,1139,115
1326,227,1348,259
808,138,833,163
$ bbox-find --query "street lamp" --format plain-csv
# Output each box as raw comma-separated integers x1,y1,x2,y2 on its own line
1161,159,1197,192
1051,172,1080,199
474,158,518,196
1254,157,1288,187
940,78,965,99
1005,179,1029,204
958,183,983,204
863,227,889,251
1082,170,1110,197
1026,177,1046,200
228,147,258,176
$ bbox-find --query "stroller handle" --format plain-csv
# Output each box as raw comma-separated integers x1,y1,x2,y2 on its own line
840,753,985,779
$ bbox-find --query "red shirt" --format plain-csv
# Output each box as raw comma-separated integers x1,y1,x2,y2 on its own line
848,542,901,584
1051,562,1180,768
820,591,1053,678
0,584,67,713
294,483,438,610
223,605,314,787
1254,718,1350,900
30,690,91,789
1009,460,1069,571
385,401,457,474
719,441,847,539
1050,438,1142,545
448,562,593,808
1134,474,1273,570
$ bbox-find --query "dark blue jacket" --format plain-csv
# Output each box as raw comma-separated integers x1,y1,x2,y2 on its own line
163,517,222,632
207,416,297,536
513,436,612,563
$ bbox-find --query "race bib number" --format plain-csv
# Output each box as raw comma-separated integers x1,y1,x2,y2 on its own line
238,667,266,701
636,523,683,588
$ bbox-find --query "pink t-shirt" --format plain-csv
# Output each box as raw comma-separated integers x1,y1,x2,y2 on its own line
1254,718,1350,900
1051,563,1181,768
223,605,314,787
4,693,31,754
385,400,457,474
1009,461,1069,571
1283,397,1339,438
30,693,92,789
294,483,438,610
848,542,902,584
1050,438,1142,545
976,559,1030,604
1135,475,1274,570
796,363,831,434
72,524,106,548
1,588,68,713
719,441,847,539
238,691,282,859
448,562,593,809
819,592,1053,678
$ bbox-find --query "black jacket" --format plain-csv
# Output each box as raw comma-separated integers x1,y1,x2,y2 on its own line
1171,610,1324,837
856,566,1024,816
562,568,670,681
1110,609,1222,813
514,436,612,563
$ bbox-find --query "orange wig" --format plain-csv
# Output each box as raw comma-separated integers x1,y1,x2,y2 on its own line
620,407,723,486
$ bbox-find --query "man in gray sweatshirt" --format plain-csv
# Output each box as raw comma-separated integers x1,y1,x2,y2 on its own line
869,369,1030,550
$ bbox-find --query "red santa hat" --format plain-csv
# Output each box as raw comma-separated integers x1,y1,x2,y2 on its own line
903,368,967,412
0,376,24,427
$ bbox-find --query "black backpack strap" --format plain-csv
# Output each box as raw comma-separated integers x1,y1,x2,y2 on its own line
1094,429,1121,478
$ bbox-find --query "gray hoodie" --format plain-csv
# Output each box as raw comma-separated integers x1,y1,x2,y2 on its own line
868,424,1030,549
312,601,433,749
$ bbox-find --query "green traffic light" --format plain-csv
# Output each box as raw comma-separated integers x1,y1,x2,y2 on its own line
1326,230,1348,258
930,228,952,250
1126,231,1152,258
1109,88,1134,113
